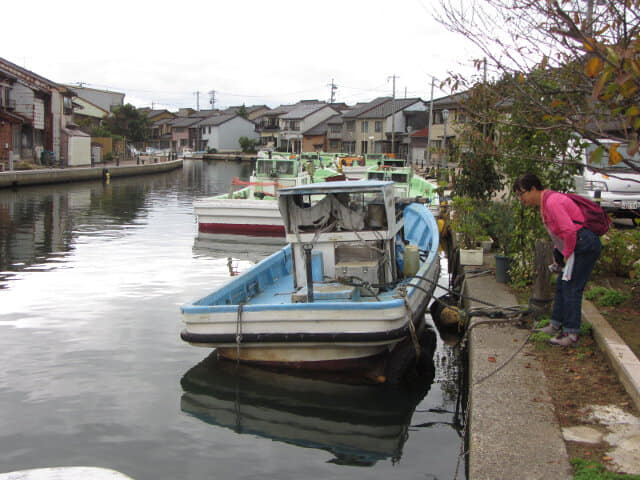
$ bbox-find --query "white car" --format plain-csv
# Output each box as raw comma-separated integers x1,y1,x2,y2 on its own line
574,140,640,220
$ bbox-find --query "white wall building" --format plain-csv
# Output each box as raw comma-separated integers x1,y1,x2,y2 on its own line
197,113,258,152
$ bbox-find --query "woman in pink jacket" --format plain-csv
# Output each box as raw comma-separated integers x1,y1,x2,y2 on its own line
514,173,602,346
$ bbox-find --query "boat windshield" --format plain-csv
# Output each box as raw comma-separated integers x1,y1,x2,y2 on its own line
391,172,409,183
256,159,297,176
286,191,387,233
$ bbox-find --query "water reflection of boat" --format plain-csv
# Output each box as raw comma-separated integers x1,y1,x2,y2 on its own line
180,328,436,466
193,233,285,262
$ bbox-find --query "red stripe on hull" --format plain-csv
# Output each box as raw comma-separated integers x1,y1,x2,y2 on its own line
199,222,285,237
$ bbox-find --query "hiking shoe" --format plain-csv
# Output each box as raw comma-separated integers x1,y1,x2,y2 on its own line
548,333,579,347
534,323,560,334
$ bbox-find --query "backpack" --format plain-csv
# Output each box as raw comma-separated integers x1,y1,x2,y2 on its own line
565,192,612,236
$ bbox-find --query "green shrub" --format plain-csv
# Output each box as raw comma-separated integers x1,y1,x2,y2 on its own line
585,286,630,307
594,227,640,277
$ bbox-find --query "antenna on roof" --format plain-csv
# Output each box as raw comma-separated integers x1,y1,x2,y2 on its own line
208,90,216,110
328,79,337,103
193,91,200,110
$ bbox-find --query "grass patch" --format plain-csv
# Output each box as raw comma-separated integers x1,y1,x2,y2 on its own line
572,458,640,479
585,287,630,307
529,317,593,350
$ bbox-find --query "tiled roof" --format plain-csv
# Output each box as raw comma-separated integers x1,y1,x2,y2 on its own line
266,104,298,116
170,117,202,127
341,97,391,118
196,113,240,127
280,103,330,120
359,98,423,119
304,114,342,135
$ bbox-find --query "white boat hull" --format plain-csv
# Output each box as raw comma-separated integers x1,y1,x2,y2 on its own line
182,183,441,373
194,198,284,236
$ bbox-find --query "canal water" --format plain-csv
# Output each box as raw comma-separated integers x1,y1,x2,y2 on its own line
0,160,465,480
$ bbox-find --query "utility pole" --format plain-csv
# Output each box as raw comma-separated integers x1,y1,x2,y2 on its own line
208,90,216,110
194,91,200,111
328,79,337,103
388,75,398,156
426,77,434,170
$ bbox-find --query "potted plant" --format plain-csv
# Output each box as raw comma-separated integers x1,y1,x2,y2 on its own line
485,201,515,283
451,196,485,265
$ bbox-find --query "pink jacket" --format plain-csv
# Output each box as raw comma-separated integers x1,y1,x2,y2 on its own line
541,190,585,259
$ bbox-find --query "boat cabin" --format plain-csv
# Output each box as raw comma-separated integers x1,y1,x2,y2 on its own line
366,166,412,198
254,156,301,178
278,180,403,300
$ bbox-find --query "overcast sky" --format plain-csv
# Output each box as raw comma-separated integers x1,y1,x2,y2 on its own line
4,0,481,111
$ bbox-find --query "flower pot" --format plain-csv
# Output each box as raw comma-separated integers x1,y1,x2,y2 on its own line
494,254,511,284
479,239,493,253
460,248,484,266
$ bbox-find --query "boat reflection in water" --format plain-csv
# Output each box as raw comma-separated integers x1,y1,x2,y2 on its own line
192,232,285,276
180,328,437,466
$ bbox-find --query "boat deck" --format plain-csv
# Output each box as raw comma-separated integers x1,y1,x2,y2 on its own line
249,270,398,306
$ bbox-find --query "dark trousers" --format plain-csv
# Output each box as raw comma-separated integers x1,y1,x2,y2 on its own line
550,228,602,334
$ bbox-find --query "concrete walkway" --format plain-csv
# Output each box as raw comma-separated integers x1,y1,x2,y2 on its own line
463,256,640,479
0,158,183,189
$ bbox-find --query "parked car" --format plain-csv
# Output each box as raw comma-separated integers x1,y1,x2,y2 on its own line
574,139,640,221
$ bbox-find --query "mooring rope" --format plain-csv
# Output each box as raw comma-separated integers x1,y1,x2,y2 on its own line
397,285,421,358
235,303,244,363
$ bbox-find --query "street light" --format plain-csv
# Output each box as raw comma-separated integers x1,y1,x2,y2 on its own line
368,135,374,155
442,109,450,169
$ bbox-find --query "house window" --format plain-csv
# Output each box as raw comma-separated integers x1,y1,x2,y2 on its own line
375,121,382,132
361,121,368,133
63,96,73,114
289,121,300,131
330,125,342,134
361,140,368,153
345,120,355,131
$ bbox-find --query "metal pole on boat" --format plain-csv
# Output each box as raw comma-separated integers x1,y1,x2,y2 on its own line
303,244,314,303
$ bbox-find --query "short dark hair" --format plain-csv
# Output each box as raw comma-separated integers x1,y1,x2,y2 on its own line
514,173,544,193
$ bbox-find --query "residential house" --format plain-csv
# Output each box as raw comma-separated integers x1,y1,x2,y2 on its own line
255,104,297,148
340,98,391,154
0,57,89,168
355,97,429,159
302,115,336,152
170,116,202,153
279,101,339,153
142,109,177,123
70,96,110,131
425,93,466,168
326,115,344,152
196,112,259,152
66,86,124,113
222,105,271,122
148,118,175,150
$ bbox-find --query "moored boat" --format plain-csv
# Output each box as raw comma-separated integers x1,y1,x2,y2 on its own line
366,161,441,218
194,153,338,237
181,180,440,379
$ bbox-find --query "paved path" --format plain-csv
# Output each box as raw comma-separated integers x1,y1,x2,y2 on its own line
464,255,640,479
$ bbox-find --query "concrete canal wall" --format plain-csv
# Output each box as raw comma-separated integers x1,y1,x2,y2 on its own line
0,159,183,189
